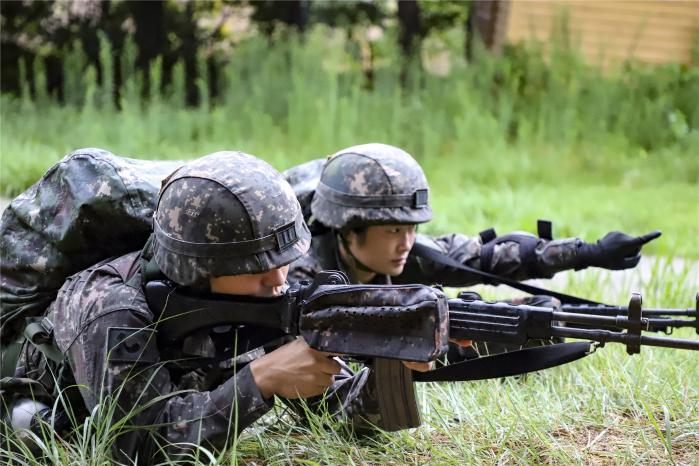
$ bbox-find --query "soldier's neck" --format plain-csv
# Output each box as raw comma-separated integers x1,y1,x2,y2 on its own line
338,242,376,284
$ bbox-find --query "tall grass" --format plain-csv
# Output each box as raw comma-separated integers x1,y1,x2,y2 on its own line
1,25,697,462
2,27,697,256
2,260,697,464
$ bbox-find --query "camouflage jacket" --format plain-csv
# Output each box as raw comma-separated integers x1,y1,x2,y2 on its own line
15,249,389,463
288,230,582,286
284,158,582,287
16,251,274,463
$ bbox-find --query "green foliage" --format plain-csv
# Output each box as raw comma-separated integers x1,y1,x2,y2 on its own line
119,34,141,111
62,40,88,107
32,54,49,106
2,16,697,466
169,59,187,109
18,58,31,110
2,26,698,257
97,31,115,112
196,51,210,111
148,56,163,107
2,261,696,464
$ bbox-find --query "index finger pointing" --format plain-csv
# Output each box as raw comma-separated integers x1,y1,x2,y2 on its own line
636,230,662,246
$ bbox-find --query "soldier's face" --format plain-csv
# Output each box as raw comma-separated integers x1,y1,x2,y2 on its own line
209,265,289,297
346,224,416,276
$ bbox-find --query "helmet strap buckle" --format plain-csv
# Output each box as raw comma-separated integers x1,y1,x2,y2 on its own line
413,189,429,207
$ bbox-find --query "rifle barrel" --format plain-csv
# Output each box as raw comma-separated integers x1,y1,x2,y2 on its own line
646,318,697,329
551,311,697,331
552,310,637,329
551,326,699,351
560,305,695,317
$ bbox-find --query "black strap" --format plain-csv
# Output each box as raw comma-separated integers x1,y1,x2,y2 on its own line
153,216,303,257
411,242,600,305
479,228,497,244
413,342,595,382
316,181,429,208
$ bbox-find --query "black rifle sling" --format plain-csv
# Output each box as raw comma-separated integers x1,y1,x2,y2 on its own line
411,242,601,305
413,342,595,382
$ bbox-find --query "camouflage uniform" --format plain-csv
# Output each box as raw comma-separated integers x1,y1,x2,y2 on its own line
286,143,583,287
289,229,582,287
286,143,656,358
11,151,330,463
15,251,275,462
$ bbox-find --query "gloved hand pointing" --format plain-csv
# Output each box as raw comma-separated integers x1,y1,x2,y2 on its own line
576,230,661,270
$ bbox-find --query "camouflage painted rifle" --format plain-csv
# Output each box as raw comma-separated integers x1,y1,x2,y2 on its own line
144,270,698,430
146,271,699,362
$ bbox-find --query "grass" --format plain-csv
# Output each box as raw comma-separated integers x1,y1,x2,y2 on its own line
1,26,698,257
2,259,697,465
227,264,699,465
1,24,698,465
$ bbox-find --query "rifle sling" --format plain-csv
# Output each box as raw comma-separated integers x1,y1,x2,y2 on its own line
413,342,594,382
411,242,601,305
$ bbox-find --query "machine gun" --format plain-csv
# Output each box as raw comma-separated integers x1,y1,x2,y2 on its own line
144,270,698,431
146,271,699,361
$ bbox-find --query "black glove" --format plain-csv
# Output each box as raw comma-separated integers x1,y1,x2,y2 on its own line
576,230,661,270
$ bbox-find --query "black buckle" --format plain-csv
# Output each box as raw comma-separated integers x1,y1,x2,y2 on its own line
479,228,497,244
413,189,429,207
275,222,298,252
537,219,553,240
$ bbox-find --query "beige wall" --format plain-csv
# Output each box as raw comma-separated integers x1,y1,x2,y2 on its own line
505,1,699,65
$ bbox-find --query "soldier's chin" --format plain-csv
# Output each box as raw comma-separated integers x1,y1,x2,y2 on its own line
254,286,284,298
387,264,406,276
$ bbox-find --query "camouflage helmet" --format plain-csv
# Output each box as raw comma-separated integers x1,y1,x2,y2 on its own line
153,151,311,287
311,143,432,230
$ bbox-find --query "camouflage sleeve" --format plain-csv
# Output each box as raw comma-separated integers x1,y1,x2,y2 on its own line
394,233,582,287
60,309,273,462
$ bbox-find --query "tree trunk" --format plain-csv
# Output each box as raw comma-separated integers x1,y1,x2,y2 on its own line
397,0,422,87
131,0,165,70
397,0,422,59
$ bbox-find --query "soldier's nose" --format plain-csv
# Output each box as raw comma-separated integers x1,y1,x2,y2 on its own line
398,233,414,252
261,267,286,288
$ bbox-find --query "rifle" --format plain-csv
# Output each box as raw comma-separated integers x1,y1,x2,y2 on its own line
145,270,699,361
144,270,698,431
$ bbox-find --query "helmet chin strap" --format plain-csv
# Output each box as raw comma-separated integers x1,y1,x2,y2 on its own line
336,232,377,275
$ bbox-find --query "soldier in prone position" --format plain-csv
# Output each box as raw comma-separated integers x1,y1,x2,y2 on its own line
284,143,660,358
10,151,407,463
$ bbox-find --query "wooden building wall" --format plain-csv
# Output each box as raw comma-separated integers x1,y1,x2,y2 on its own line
503,1,699,65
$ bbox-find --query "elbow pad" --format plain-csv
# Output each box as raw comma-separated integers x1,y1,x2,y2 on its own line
479,220,552,276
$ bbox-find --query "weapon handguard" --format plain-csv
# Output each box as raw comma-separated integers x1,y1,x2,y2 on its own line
448,293,699,355
146,272,450,362
300,283,449,361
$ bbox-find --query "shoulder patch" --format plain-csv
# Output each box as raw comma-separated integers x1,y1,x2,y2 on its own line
106,327,158,364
